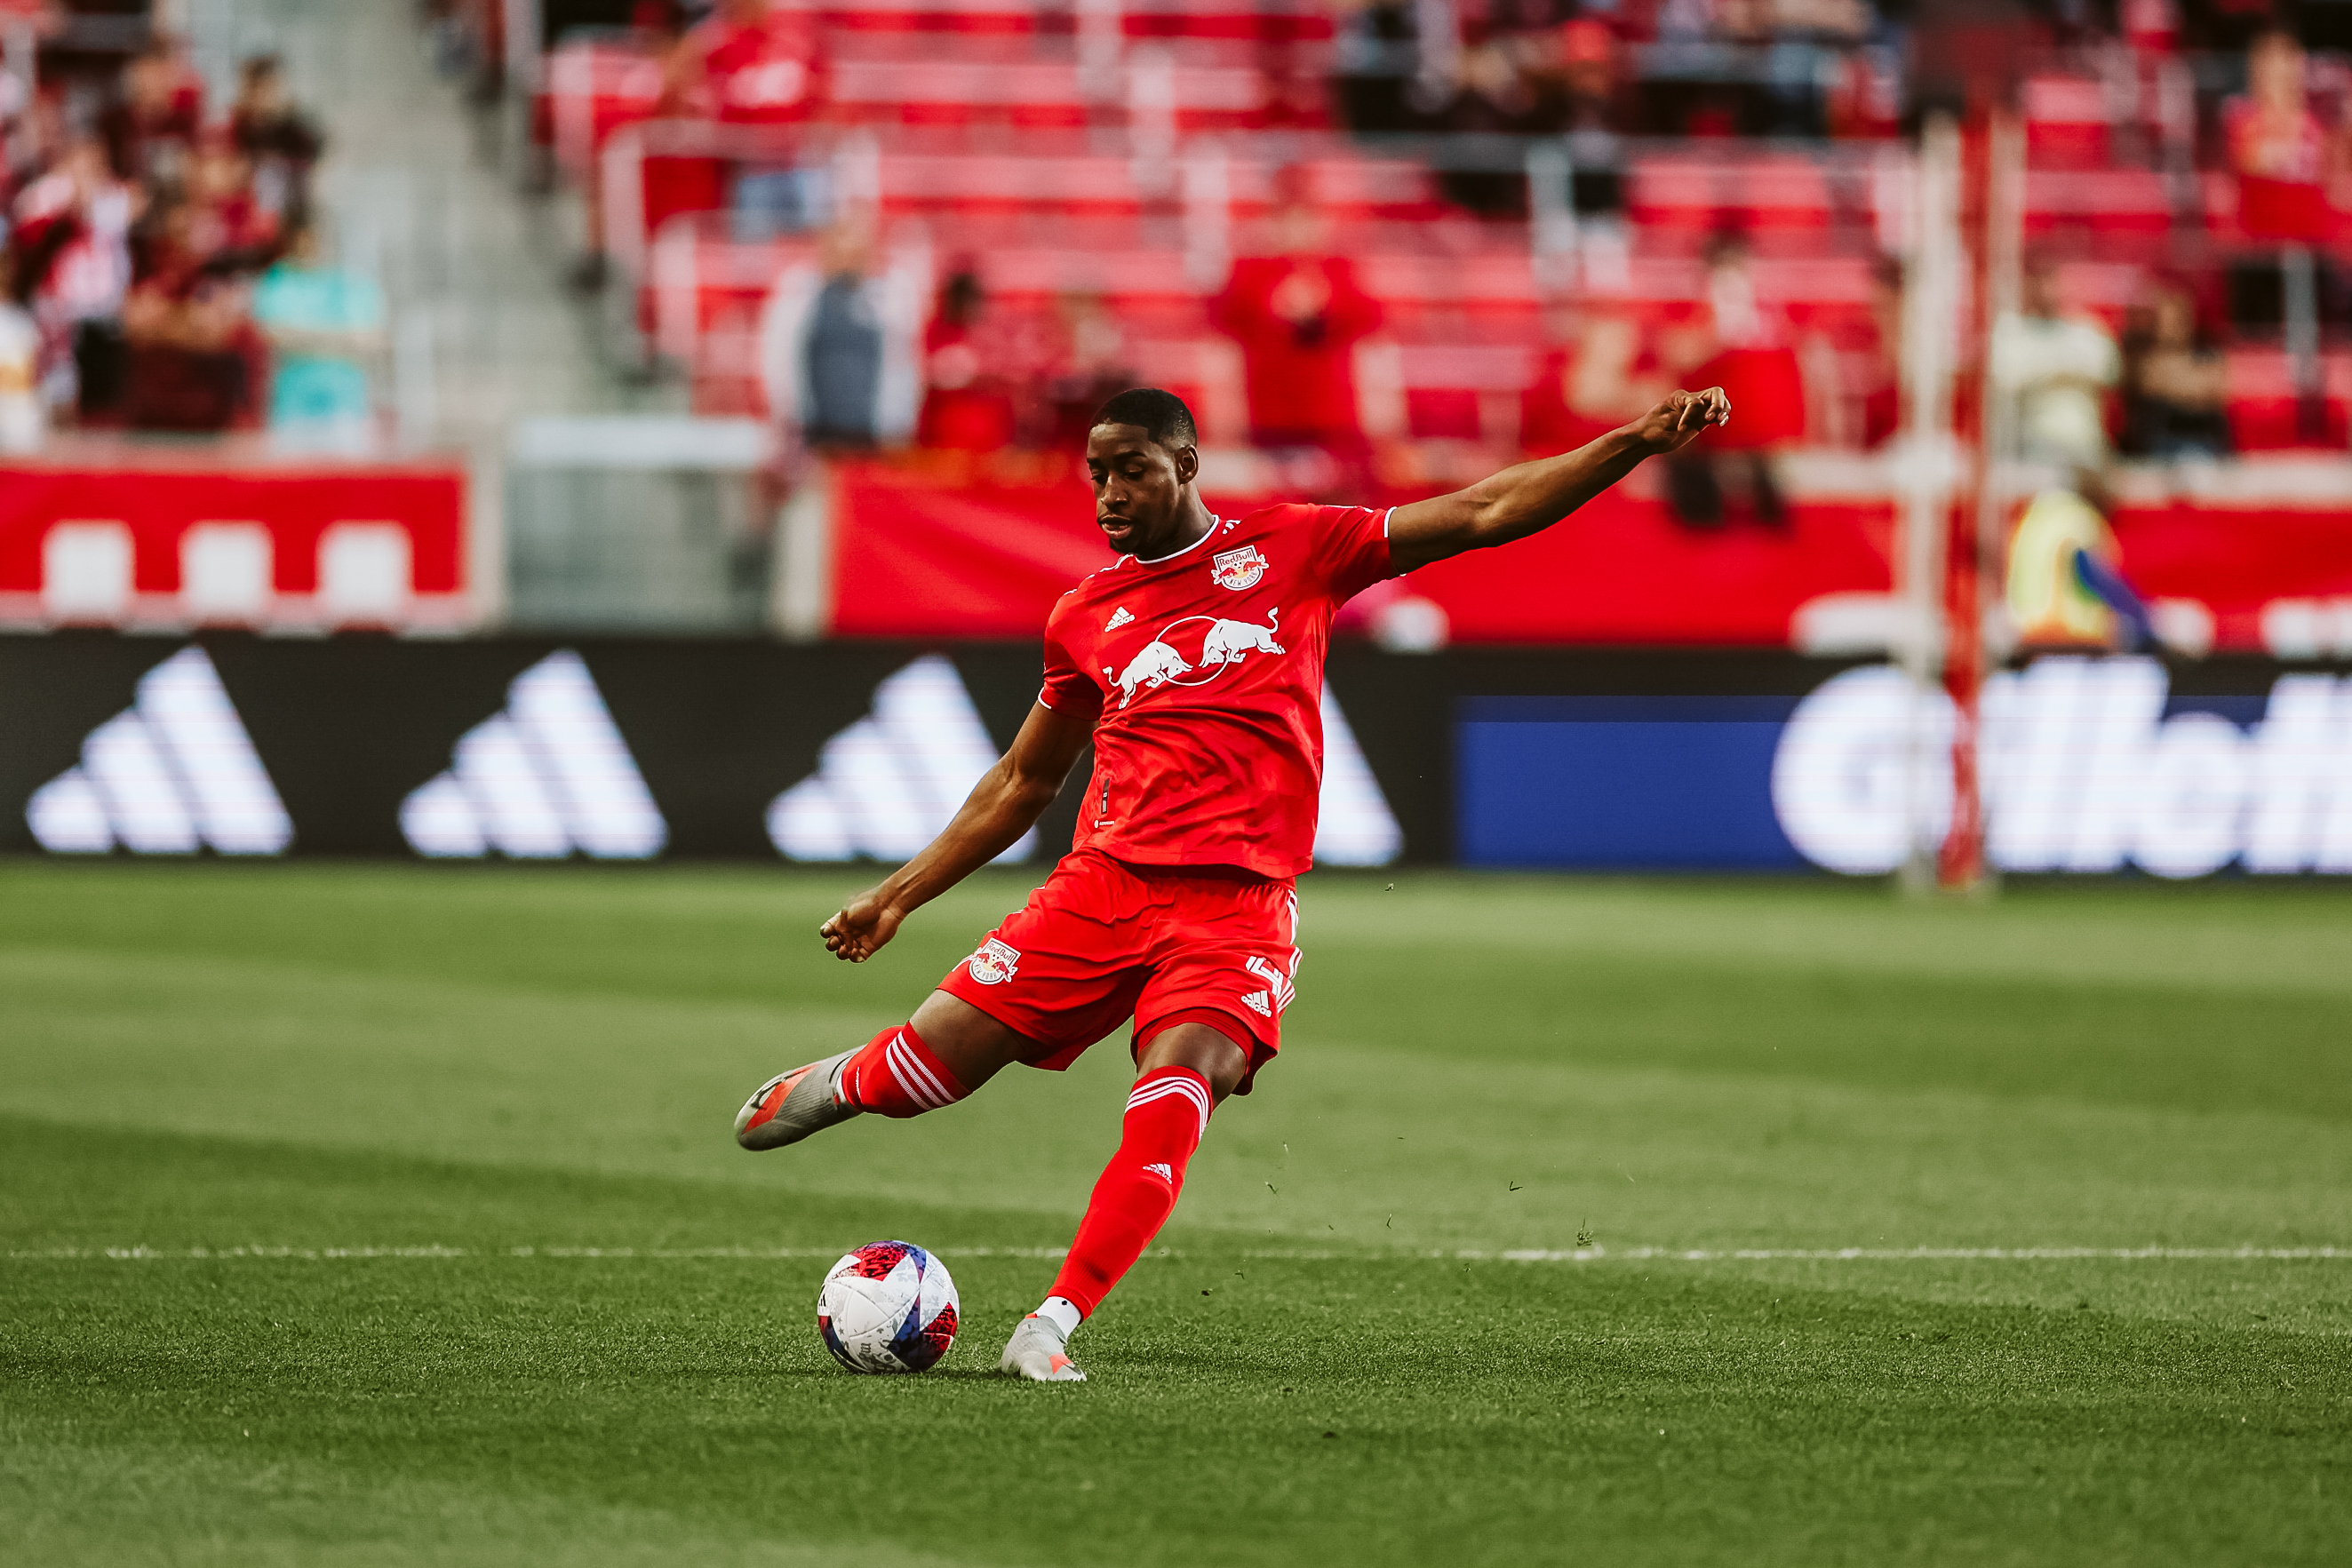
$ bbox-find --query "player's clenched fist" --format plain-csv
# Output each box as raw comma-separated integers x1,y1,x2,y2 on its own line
821,890,903,962
1632,387,1731,455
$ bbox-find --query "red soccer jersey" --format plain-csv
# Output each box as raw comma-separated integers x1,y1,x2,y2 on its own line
1037,502,1397,879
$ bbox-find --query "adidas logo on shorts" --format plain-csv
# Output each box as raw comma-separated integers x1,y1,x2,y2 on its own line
1143,1162,1175,1183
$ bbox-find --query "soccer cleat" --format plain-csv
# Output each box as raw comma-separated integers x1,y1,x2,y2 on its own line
1000,1314,1088,1382
734,1050,860,1150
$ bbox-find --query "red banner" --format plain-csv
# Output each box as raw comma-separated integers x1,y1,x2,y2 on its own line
828,458,2352,651
829,460,1898,646
0,455,467,632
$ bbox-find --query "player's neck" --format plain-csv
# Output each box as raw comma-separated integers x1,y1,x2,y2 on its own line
1134,496,1216,563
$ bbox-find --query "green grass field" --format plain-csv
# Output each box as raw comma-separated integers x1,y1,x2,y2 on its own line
4,861,2348,1566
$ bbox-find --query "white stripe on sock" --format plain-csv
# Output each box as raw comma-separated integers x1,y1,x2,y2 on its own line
1125,1079,1208,1117
888,1034,952,1110
1127,1075,1212,1140
903,1037,961,1106
896,1040,951,1111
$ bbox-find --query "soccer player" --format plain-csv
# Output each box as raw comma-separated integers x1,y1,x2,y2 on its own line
735,383,1731,1380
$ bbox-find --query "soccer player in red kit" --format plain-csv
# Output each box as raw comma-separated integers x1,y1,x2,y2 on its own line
735,383,1731,1380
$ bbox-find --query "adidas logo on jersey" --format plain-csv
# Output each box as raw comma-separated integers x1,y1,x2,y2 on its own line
1142,1162,1175,1183
26,647,292,856
1105,606,1134,631
769,656,1035,864
400,651,666,859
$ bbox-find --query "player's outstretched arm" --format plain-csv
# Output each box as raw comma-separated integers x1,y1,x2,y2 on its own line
819,701,1094,963
1384,387,1731,573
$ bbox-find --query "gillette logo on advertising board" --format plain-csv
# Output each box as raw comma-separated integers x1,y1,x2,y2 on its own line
1458,657,2352,877
1774,660,2352,879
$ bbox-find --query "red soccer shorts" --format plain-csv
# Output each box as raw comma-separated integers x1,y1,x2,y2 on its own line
937,848,1300,1094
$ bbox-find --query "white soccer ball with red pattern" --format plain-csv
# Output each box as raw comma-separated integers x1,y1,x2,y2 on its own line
817,1241,960,1373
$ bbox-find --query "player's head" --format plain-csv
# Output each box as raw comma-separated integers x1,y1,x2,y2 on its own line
1086,388,1200,558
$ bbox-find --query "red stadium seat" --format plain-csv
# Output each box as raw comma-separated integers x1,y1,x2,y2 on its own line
1625,153,1838,232
2226,350,2352,450
2024,168,2173,239
543,36,664,176
2022,76,2113,170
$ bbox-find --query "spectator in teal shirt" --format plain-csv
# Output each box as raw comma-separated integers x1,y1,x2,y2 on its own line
252,220,385,452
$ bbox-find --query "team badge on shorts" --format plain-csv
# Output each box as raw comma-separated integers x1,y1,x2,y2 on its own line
965,937,1021,985
1211,545,1268,591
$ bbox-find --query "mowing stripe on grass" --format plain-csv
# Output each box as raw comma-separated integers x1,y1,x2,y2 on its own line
11,1244,2349,1262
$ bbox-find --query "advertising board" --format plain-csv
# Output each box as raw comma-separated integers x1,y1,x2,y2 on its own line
4,636,2346,875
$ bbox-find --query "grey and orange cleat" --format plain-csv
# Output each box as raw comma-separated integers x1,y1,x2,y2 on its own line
733,1050,860,1150
1000,1314,1088,1381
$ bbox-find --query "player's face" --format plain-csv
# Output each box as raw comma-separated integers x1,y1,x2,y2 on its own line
1087,424,1196,557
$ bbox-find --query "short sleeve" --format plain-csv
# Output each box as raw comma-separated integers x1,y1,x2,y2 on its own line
1038,618,1105,721
1310,504,1399,605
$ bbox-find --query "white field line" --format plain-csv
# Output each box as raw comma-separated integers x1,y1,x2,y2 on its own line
5,1244,2348,1263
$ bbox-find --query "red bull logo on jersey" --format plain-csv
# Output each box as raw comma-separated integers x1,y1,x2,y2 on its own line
1110,610,1286,708
965,937,1020,985
1211,545,1269,590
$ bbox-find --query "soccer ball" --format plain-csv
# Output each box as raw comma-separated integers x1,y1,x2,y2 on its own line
817,1240,960,1373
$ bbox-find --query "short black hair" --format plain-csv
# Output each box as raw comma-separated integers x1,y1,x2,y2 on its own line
1090,387,1198,451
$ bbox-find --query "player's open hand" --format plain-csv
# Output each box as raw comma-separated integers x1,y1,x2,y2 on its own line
1633,387,1731,455
820,887,904,963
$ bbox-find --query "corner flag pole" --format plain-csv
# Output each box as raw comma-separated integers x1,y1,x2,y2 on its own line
1939,106,2025,892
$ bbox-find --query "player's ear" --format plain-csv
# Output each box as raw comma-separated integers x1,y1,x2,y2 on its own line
1171,442,1200,486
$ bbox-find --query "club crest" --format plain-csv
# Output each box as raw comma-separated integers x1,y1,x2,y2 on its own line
1210,545,1268,591
966,937,1020,985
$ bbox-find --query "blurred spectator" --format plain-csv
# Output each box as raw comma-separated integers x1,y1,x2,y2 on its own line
1658,234,1803,526
2006,482,2153,652
2225,30,2344,242
230,56,326,228
916,268,1016,452
174,137,281,278
119,228,259,432
103,36,203,199
1990,258,2118,470
1212,202,1382,461
1521,308,1665,454
1544,18,1633,132
758,214,924,450
2121,283,2231,461
12,137,139,418
665,0,827,127
0,251,42,453
1855,257,1905,449
1040,291,1135,450
252,219,386,453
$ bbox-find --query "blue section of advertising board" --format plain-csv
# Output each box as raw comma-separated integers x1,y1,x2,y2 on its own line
1455,696,1808,870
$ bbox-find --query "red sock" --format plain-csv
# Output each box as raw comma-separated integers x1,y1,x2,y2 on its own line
1048,1067,1214,1317
838,1023,968,1118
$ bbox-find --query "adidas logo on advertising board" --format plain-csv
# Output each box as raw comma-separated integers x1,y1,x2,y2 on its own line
1315,681,1402,867
767,657,1404,867
27,647,292,856
769,656,1037,864
401,651,667,859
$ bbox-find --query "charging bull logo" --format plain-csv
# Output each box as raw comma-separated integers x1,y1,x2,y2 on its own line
1111,610,1287,708
1115,640,1193,706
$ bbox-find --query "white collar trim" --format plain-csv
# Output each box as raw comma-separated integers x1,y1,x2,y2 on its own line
1134,515,1224,567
